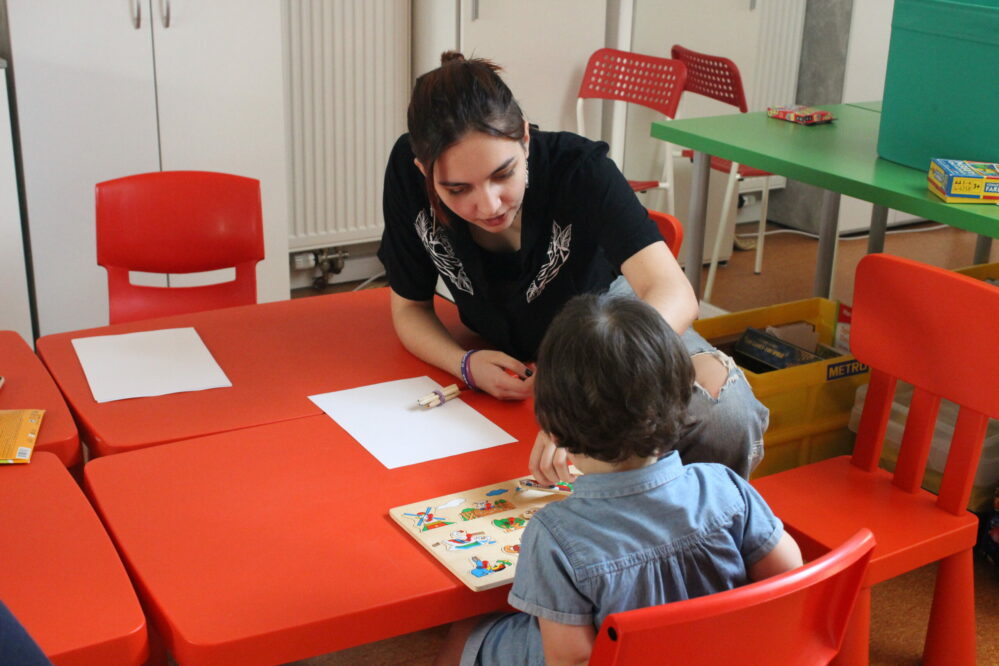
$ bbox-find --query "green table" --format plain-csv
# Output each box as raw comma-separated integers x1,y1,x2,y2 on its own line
651,103,999,298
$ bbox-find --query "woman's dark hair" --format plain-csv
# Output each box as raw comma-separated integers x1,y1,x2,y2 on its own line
534,293,695,463
407,51,526,223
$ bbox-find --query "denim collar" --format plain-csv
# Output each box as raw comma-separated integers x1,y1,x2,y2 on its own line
570,451,685,499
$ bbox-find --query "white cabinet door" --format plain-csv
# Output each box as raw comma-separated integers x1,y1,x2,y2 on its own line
7,0,161,336
459,0,606,133
151,0,290,302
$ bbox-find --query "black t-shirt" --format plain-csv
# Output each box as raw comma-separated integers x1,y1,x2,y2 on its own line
378,128,662,360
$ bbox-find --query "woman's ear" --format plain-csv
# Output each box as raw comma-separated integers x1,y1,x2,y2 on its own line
413,158,428,178
522,120,530,157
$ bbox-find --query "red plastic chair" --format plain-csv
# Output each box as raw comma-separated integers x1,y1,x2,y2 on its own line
753,254,999,665
96,170,264,324
576,48,687,216
647,209,683,259
588,529,875,666
670,44,775,298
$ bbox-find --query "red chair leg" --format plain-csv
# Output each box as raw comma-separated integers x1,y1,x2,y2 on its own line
923,550,976,666
832,586,870,666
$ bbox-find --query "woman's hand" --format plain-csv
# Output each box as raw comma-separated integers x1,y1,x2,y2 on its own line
467,350,534,400
528,431,577,486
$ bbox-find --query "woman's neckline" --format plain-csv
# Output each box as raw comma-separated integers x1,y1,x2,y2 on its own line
469,208,523,253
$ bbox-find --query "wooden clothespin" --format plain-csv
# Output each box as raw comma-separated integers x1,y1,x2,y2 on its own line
417,383,461,409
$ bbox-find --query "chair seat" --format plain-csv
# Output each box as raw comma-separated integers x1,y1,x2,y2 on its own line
627,179,663,193
752,456,979,585
680,149,771,178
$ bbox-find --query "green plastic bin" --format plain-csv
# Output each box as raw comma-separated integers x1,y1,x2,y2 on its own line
877,0,999,170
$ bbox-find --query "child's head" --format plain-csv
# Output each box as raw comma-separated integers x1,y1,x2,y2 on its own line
534,293,694,463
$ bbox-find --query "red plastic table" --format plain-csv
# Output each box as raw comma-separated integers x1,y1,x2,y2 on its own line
85,408,539,665
0,452,149,665
36,289,474,457
0,330,80,466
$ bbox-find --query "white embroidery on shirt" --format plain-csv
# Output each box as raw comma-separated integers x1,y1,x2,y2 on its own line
526,221,571,303
415,209,474,295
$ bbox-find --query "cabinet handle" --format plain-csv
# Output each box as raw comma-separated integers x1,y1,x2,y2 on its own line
130,0,141,29
159,0,171,28
471,0,479,21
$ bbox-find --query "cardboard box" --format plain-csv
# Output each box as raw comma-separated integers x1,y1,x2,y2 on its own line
928,158,999,203
766,105,833,125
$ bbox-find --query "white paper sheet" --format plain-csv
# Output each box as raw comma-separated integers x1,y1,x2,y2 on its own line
309,376,517,469
71,327,232,403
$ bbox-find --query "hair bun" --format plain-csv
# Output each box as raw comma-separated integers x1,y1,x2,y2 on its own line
440,50,466,65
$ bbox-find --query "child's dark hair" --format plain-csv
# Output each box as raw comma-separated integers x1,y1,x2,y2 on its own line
534,293,694,463
407,51,526,223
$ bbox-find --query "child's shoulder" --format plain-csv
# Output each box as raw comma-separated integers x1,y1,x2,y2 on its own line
683,460,746,482
680,461,756,499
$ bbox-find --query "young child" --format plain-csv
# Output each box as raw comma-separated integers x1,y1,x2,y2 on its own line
434,293,802,666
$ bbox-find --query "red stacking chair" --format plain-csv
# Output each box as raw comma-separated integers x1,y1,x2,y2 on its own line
647,209,684,259
576,48,686,216
671,44,776,299
96,170,264,324
753,254,999,665
588,529,875,665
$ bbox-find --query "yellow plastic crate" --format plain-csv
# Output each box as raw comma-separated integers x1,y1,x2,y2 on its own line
955,261,999,282
693,298,870,479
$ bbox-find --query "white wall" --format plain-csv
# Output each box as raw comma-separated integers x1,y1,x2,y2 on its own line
837,0,919,234
0,65,33,344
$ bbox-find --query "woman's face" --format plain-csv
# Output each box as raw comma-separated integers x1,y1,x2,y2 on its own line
426,130,529,234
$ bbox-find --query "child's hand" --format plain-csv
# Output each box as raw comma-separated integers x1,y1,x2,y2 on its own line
529,431,577,486
468,350,534,400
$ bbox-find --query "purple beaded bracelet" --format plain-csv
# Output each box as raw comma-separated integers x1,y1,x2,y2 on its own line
460,349,480,391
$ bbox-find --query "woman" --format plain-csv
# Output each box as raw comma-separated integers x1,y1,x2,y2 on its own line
378,52,767,480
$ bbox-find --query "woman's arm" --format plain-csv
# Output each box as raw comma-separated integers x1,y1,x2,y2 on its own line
390,290,466,375
539,618,595,666
620,241,699,335
390,290,533,400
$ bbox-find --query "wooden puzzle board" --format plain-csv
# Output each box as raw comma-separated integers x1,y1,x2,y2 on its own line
389,476,572,591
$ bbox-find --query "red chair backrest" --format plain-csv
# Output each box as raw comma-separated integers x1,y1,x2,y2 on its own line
577,48,687,119
96,170,264,324
670,44,749,113
588,529,875,666
850,254,999,514
647,209,683,258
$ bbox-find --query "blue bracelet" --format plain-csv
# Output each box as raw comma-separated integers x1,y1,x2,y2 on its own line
460,349,480,391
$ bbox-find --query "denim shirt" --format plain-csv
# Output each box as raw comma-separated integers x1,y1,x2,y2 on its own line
462,452,783,666
508,452,783,628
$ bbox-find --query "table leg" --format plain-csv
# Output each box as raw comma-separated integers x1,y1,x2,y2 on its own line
685,151,711,299
974,234,993,265
868,205,888,254
814,190,842,299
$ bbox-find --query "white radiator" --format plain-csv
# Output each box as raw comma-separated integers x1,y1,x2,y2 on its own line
748,1,807,112
285,0,411,251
